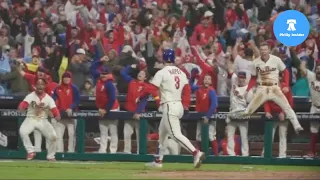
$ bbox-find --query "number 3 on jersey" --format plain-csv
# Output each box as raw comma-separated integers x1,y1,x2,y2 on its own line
174,76,180,89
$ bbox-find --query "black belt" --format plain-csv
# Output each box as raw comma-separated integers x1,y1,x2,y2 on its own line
258,82,278,86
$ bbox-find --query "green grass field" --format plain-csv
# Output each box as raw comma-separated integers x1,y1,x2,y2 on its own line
0,160,319,179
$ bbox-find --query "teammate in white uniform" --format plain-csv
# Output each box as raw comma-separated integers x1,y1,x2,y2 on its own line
134,49,205,168
300,62,320,157
226,71,253,156
230,42,303,134
18,78,60,161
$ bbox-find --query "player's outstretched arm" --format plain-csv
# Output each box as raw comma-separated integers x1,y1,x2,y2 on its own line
48,97,61,120
120,65,134,83
70,84,81,110
90,60,102,79
205,89,218,120
246,76,257,92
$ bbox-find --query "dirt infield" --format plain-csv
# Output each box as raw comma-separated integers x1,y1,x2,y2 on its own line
139,171,320,179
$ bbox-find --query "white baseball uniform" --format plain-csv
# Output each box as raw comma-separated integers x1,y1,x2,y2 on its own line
19,92,58,159
123,120,139,154
242,54,302,131
150,65,197,158
306,70,320,134
163,136,181,155
53,118,77,152
98,109,119,154
261,120,289,158
226,73,252,156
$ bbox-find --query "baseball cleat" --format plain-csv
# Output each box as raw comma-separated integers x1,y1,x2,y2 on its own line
145,161,163,168
193,151,205,168
294,126,304,134
47,158,56,161
26,152,36,160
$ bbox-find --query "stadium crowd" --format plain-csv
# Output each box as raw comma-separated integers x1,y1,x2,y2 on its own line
0,0,318,96
0,0,319,159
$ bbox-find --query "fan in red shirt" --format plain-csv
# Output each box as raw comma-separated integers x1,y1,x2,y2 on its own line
21,66,58,96
190,46,218,90
120,64,149,154
190,74,219,155
94,67,120,153
263,71,293,158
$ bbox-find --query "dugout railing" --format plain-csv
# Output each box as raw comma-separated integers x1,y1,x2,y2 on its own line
0,95,319,166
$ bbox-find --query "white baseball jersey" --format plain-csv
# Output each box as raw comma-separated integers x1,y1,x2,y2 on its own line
251,54,286,84
306,70,320,106
229,74,253,111
23,92,57,120
150,65,188,104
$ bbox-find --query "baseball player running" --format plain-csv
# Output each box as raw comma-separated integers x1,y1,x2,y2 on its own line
300,62,320,158
189,73,219,155
226,71,253,156
120,64,148,154
18,78,60,161
91,63,120,154
134,49,205,168
262,73,293,158
230,42,303,134
52,72,80,152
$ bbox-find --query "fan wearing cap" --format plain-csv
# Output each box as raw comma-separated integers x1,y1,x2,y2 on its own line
299,62,320,158
24,52,43,74
262,72,293,158
189,10,215,46
52,71,80,153
190,46,218,90
120,64,151,154
93,66,120,153
225,71,253,156
189,73,219,156
21,66,58,95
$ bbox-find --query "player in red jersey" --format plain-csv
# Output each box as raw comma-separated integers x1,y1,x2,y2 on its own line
120,64,149,154
94,67,120,153
190,74,219,155
263,72,293,158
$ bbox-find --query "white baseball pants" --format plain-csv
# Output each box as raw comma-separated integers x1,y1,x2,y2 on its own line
19,118,57,159
123,120,139,154
196,121,216,141
33,130,43,152
163,137,181,155
244,85,302,130
226,119,249,156
310,105,320,133
53,118,76,152
98,119,118,153
262,121,289,158
157,102,196,160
